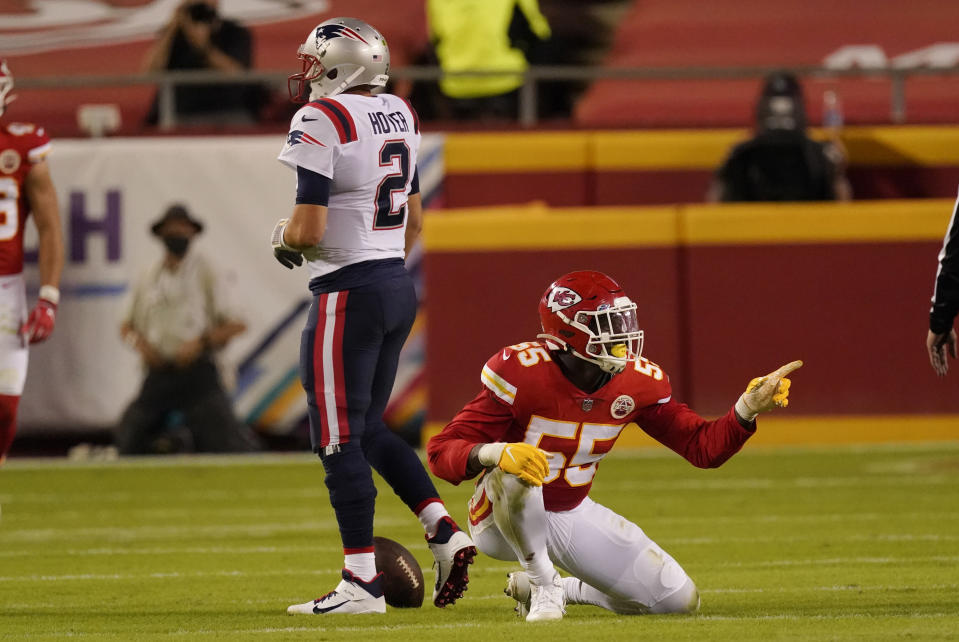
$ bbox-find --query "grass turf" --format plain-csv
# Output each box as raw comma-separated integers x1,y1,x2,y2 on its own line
1,440,957,640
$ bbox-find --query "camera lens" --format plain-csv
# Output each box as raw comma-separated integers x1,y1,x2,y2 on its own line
187,2,216,22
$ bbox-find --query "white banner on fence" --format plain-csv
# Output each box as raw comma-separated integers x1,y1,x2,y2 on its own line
19,133,443,433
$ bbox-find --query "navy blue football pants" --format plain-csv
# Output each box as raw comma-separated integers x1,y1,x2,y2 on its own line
300,270,440,549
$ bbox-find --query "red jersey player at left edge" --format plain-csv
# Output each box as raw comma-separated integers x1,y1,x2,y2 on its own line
0,59,65,465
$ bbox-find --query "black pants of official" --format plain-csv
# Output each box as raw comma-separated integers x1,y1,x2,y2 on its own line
115,356,261,454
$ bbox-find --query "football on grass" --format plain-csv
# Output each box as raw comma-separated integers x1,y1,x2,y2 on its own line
373,536,425,608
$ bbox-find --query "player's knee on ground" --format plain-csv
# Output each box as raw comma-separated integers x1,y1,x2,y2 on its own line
650,577,699,614
629,544,699,615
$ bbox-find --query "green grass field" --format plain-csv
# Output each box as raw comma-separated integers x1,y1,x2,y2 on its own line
2,440,958,641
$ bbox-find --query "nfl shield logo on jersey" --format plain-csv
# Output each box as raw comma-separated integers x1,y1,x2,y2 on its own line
0,149,19,174
610,395,635,419
581,398,594,412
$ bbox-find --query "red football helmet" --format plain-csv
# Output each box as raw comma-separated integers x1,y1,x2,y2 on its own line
0,59,14,118
537,271,644,374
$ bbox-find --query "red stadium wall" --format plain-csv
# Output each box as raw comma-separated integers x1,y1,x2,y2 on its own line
575,0,959,128
442,127,959,207
422,201,959,433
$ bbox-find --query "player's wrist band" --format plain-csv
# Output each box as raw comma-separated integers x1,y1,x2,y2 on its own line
39,285,60,305
734,395,758,423
476,442,506,467
271,218,297,252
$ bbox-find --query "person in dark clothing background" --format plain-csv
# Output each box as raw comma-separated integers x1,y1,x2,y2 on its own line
142,0,261,125
707,72,852,203
115,204,261,454
928,192,959,376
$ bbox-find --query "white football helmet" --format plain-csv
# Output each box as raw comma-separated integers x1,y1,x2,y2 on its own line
288,17,390,102
0,59,16,118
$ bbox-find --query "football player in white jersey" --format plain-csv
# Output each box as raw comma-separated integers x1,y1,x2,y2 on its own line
270,18,476,615
428,271,801,622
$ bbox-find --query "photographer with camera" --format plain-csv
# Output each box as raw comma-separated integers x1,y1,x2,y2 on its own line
142,0,261,126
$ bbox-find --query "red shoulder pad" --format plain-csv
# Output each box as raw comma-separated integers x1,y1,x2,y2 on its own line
480,341,557,407
622,356,673,408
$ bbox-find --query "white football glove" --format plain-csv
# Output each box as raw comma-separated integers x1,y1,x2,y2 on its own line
734,360,803,422
271,218,302,269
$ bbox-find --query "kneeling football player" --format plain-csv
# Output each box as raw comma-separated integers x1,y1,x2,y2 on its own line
427,270,801,622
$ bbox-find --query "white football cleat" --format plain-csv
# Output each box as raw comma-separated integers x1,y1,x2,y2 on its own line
504,570,532,618
426,516,477,607
287,569,386,615
526,571,565,622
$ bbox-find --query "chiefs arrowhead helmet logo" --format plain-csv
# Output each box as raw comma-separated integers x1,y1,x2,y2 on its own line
546,286,583,313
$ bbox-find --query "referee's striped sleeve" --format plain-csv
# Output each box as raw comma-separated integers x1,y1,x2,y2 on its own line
930,187,959,333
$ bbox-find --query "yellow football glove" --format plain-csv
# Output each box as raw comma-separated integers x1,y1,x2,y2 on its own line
477,442,550,486
734,360,803,422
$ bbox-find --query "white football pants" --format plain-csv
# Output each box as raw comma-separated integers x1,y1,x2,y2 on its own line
0,273,29,396
469,468,700,615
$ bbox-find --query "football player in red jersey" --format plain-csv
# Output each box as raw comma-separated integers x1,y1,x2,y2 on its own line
428,270,801,622
0,59,65,464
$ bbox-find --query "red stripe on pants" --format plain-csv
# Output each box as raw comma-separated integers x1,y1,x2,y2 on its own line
312,292,351,448
331,291,350,443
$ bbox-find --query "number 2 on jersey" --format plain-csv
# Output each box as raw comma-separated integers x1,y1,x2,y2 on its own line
373,140,410,230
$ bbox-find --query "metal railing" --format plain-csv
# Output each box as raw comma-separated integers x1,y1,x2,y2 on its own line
16,63,959,130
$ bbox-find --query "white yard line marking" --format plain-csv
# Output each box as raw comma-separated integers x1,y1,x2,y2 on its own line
2,452,317,471
8,613,958,640
662,533,959,546
3,556,954,584
713,555,959,568
0,569,330,583
0,517,413,543
0,488,330,504
9,531,951,560
703,583,959,594
0,563,518,583
651,511,959,525
606,474,955,491
8,585,958,610
0,544,344,558
2,440,957,473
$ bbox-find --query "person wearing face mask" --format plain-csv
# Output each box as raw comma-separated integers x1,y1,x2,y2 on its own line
114,204,260,454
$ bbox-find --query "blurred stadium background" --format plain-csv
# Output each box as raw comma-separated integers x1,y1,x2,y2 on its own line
4,0,958,453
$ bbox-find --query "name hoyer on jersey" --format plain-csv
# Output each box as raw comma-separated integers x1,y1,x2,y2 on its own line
368,111,410,135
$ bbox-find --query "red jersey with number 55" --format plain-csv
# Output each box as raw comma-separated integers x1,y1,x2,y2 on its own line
0,122,51,276
428,340,755,511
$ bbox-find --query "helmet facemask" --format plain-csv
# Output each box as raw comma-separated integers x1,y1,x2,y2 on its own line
288,48,324,103
566,297,643,374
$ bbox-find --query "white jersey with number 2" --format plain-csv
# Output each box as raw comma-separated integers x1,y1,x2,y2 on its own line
277,93,421,280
